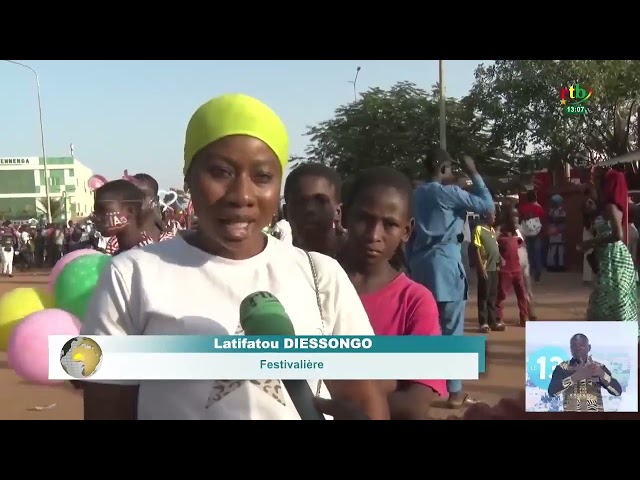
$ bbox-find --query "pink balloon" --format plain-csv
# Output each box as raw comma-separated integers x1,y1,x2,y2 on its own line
87,174,107,190
48,249,101,293
8,308,81,385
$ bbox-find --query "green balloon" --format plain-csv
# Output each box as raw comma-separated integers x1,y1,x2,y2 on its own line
54,253,112,320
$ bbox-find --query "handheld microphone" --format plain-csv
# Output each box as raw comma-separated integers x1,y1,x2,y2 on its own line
239,291,326,420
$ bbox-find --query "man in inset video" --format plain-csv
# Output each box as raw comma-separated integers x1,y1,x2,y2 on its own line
548,333,622,412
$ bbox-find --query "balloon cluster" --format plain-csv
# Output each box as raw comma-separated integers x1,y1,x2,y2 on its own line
0,249,112,384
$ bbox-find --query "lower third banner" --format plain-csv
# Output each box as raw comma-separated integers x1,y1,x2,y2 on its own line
48,335,486,381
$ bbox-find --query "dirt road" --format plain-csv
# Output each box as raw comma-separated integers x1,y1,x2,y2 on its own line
0,271,591,420
429,273,589,418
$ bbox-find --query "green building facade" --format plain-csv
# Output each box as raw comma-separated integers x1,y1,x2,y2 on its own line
0,156,95,223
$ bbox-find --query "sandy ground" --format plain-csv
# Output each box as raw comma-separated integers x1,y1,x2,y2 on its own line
0,270,592,420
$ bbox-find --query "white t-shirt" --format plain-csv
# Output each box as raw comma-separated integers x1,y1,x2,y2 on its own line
98,234,109,251
274,219,292,245
515,228,529,266
462,216,471,243
81,234,374,420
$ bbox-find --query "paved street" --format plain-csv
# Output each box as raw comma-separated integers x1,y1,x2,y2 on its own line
0,271,592,420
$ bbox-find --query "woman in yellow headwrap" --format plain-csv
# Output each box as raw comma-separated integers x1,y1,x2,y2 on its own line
80,94,387,421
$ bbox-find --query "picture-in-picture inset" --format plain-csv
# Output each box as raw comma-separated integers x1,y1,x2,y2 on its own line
525,321,638,413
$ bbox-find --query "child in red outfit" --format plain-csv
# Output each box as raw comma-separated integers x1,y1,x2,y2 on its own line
496,206,529,325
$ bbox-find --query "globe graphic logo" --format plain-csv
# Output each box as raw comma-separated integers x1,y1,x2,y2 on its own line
59,336,103,379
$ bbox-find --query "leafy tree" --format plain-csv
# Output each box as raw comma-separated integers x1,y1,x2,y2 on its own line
287,155,308,171
38,198,66,222
467,60,640,168
304,81,512,179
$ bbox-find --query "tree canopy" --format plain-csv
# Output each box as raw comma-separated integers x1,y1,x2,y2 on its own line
300,60,640,179
303,81,511,179
467,60,640,167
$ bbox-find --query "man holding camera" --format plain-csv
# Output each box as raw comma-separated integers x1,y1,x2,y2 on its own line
408,148,494,408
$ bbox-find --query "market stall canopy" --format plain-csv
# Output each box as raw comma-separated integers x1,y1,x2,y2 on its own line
597,150,640,168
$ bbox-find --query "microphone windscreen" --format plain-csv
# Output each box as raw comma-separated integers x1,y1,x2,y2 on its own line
239,291,296,336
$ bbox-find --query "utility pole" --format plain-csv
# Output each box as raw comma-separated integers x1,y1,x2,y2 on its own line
438,60,447,151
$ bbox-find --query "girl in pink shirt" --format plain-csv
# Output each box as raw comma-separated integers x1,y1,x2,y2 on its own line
338,167,447,420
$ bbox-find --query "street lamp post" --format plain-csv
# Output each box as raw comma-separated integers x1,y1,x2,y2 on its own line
348,66,362,102
61,190,68,224
438,60,447,151
4,60,52,223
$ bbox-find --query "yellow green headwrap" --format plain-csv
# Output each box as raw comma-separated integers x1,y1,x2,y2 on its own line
183,93,289,176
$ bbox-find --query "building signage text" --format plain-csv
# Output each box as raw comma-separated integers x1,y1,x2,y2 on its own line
0,157,37,166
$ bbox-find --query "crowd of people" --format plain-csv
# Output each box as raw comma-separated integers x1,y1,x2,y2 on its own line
0,175,186,277
0,219,102,277
3,92,636,420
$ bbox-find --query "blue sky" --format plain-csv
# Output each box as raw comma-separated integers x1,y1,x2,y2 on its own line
1,60,492,189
